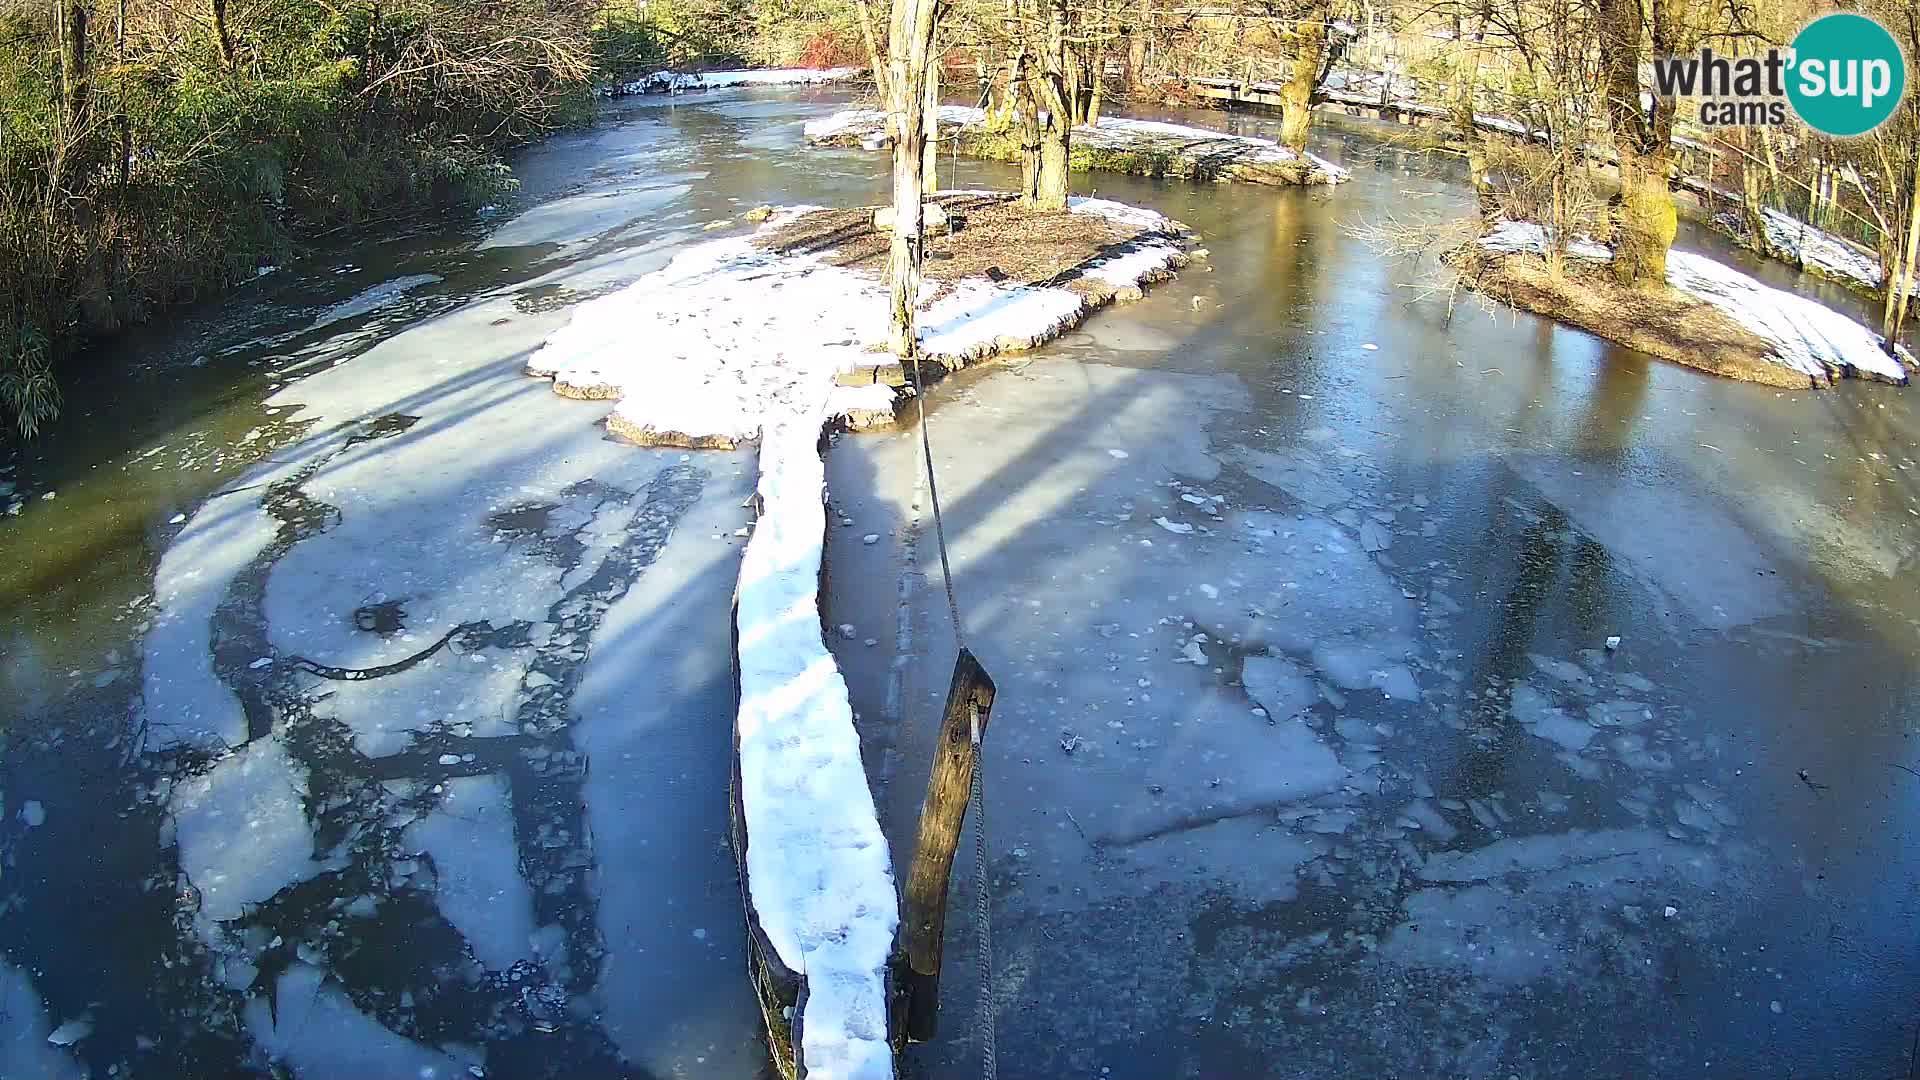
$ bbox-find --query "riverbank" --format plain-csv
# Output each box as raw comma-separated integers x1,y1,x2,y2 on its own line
607,66,861,95
1459,221,1912,388
805,107,1348,186
1186,66,1911,306
0,0,611,439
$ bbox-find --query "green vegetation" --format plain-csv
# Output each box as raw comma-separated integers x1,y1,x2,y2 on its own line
0,0,888,437
0,0,620,436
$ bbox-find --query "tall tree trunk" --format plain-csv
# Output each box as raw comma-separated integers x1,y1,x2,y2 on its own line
1127,0,1149,93
984,47,1020,131
853,0,892,104
1014,55,1040,200
1449,5,1488,209
1025,67,1071,209
57,0,90,138
1026,0,1072,210
211,0,236,70
1883,148,1920,347
1085,44,1104,124
885,0,940,357
1598,0,1674,287
1736,128,1772,259
1613,143,1676,286
922,36,940,191
1279,0,1331,152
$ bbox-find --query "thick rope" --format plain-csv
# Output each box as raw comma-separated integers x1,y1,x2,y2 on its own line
970,704,996,1080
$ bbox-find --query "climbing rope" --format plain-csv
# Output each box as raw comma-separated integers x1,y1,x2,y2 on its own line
904,340,993,1080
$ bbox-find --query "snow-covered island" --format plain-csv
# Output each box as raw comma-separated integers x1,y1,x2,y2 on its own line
1464,220,1913,388
523,191,1192,1078
608,66,861,96
805,105,1349,186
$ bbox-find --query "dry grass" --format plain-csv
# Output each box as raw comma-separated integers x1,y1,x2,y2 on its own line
757,192,1180,303
1455,247,1817,389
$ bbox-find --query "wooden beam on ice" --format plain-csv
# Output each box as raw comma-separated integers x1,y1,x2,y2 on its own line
899,647,996,1042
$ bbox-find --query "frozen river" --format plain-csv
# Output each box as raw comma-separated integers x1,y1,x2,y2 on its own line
0,87,1915,1078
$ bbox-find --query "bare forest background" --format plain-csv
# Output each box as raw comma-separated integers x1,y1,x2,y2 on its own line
3,0,1917,435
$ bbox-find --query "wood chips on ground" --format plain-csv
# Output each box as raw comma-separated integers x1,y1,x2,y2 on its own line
756,192,1180,303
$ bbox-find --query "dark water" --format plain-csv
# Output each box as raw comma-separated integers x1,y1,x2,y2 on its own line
0,88,1914,1079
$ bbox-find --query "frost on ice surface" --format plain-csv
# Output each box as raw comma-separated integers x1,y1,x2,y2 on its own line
1242,653,1317,719
1478,220,1911,384
143,494,279,750
404,774,538,972
1310,639,1420,701
0,961,81,1080
170,734,317,923
245,963,478,1080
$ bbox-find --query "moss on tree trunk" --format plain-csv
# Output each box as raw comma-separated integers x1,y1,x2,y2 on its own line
1612,146,1675,288
1278,0,1330,152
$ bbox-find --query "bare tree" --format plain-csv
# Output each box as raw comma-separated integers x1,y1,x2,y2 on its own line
1278,0,1333,150
883,0,942,355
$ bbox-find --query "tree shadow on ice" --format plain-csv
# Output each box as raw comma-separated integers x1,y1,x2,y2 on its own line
823,296,1914,1077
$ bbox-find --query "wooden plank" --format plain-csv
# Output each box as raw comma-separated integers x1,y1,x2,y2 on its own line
899,647,996,1042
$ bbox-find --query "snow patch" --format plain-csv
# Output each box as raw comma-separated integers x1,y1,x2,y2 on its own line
1715,206,1900,294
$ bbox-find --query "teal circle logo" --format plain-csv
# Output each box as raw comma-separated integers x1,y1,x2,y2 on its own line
1787,13,1906,136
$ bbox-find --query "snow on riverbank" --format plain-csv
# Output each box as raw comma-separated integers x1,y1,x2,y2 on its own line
1479,220,1911,385
1711,207,1900,295
526,198,1188,1077
803,106,1350,184
611,67,860,96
